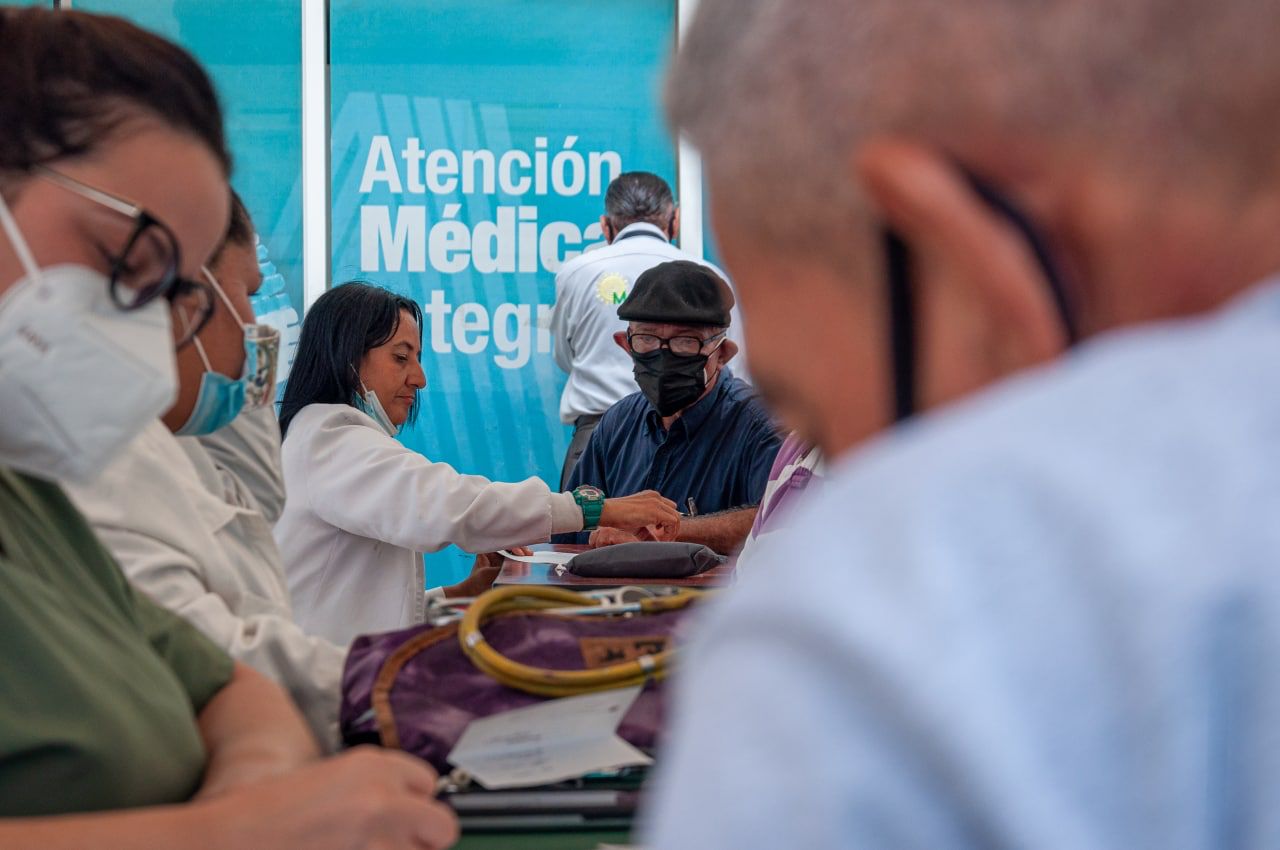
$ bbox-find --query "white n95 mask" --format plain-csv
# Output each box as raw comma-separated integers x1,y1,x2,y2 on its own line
0,191,178,484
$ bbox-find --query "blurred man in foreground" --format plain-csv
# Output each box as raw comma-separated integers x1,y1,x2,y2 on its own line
647,0,1280,847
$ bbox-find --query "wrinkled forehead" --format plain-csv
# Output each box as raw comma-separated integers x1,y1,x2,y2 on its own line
628,321,723,338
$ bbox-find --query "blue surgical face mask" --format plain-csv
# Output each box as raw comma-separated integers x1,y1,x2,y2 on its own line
175,334,252,436
353,379,400,437
175,267,279,436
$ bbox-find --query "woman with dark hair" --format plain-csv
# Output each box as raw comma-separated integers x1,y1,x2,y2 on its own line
0,8,455,848
276,281,681,644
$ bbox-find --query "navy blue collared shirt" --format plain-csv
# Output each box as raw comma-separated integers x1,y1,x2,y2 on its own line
558,369,782,544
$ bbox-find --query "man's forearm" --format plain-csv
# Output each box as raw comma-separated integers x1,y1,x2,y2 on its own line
677,506,758,555
196,662,320,797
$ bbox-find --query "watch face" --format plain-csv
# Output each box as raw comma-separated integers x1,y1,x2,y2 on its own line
578,486,604,500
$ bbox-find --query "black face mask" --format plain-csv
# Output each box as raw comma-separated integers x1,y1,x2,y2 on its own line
632,349,710,417
883,170,1078,423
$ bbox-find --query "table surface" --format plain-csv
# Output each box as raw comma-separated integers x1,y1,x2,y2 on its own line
496,545,733,589
455,829,631,850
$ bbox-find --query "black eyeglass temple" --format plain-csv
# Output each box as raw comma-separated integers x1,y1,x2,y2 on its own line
883,228,916,423
960,170,1079,345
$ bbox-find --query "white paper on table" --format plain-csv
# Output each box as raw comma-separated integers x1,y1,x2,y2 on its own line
499,549,578,566
447,687,651,790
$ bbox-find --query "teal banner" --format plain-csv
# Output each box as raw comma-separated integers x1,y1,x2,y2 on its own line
330,0,678,585
75,0,305,396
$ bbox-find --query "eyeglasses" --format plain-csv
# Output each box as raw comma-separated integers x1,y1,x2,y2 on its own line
627,330,726,357
34,165,214,347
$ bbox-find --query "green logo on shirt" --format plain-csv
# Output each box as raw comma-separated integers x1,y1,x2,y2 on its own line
596,273,629,305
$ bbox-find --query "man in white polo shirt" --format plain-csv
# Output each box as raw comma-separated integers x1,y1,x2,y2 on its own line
551,171,746,489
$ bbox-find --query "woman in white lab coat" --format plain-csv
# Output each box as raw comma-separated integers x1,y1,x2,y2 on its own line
65,195,346,749
275,282,679,645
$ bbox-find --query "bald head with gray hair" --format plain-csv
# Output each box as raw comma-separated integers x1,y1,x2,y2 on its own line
660,0,1280,459
603,171,677,238
668,0,1280,253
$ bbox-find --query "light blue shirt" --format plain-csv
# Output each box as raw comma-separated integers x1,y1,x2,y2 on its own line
643,279,1280,849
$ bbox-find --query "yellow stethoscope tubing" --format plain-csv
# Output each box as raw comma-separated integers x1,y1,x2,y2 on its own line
456,585,702,698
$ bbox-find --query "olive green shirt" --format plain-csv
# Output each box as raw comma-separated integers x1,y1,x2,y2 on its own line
0,467,234,816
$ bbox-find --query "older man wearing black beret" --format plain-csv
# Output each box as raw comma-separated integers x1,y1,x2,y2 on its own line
558,260,781,554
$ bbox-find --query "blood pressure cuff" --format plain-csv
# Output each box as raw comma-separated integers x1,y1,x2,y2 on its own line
566,541,724,579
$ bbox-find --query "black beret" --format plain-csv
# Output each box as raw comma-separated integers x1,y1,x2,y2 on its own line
616,260,734,326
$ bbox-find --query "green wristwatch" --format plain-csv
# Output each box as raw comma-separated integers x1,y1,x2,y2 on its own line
572,485,606,532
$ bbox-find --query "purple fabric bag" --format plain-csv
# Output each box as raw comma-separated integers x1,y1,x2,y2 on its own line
340,608,695,773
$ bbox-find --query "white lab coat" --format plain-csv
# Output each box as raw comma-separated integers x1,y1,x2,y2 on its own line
193,403,288,524
64,408,345,751
274,403,584,646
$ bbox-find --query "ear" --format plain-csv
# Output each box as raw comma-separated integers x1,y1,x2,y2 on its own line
613,330,630,352
716,337,739,366
670,207,681,241
600,215,614,244
854,139,1067,376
